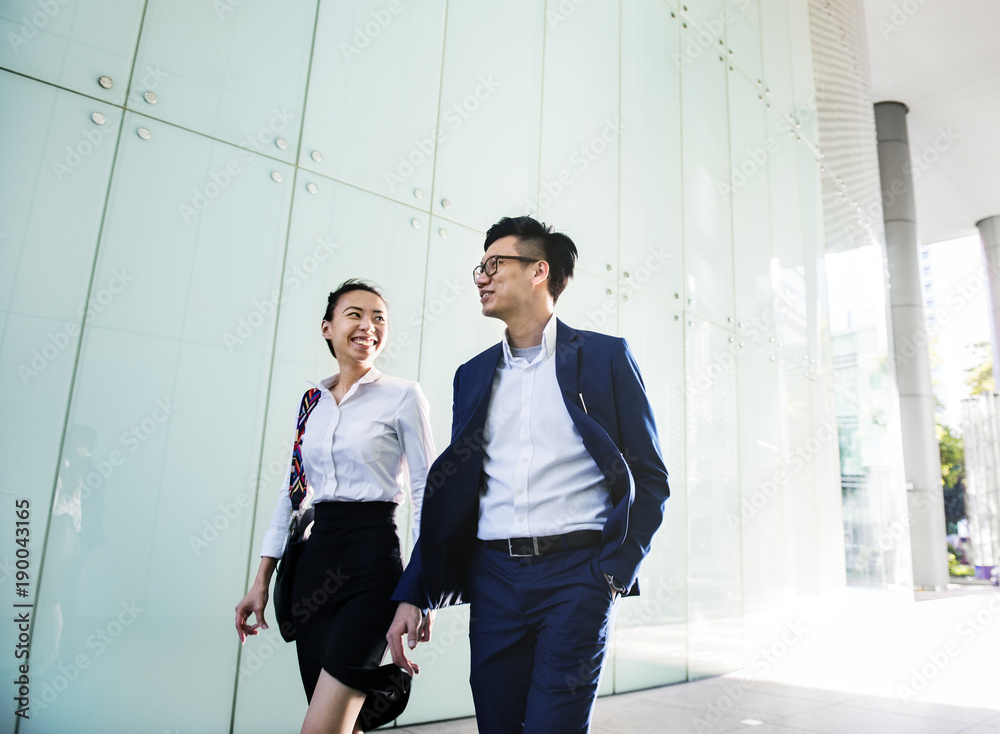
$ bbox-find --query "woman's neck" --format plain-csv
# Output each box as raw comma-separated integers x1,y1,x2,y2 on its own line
331,361,371,403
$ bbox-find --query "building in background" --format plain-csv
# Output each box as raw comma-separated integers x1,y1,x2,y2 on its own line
961,394,1000,578
0,0,977,731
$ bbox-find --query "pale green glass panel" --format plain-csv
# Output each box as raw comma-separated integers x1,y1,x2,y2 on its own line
786,0,818,148
429,0,544,229
299,0,447,205
767,105,807,355
395,605,475,725
270,178,430,382
726,0,762,84
759,0,794,121
0,73,119,725
538,0,619,281
25,121,292,732
0,0,145,105
685,315,743,679
0,71,120,321
84,113,293,350
554,271,618,338
614,293,687,692
620,0,683,309
681,23,734,329
681,0,726,41
417,218,503,447
736,341,784,617
127,0,316,162
728,69,775,347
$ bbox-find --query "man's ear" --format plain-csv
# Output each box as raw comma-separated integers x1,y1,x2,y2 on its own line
532,260,550,285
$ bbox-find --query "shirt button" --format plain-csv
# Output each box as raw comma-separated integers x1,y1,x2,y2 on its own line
520,457,528,463
517,515,526,522
521,431,529,438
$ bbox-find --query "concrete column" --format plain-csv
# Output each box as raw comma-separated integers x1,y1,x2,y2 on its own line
874,101,949,590
977,216,1000,388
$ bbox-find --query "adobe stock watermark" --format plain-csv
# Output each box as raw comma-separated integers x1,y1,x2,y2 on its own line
178,107,296,223
384,75,502,192
897,591,1000,700
340,0,404,62
726,419,838,531
213,0,244,20
125,64,170,109
685,294,793,400
237,567,350,679
19,268,135,385
691,619,808,731
881,249,987,375
524,117,624,213
51,117,119,183
546,0,589,28
189,444,292,556
675,3,748,67
33,600,144,711
877,0,931,39
854,490,937,570
578,244,670,333
375,278,468,370
222,233,340,350
847,125,959,243
6,0,71,53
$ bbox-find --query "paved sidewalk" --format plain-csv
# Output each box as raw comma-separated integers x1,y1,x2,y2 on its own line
395,678,1000,733
393,583,1000,733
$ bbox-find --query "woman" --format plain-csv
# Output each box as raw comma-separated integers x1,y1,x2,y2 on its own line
235,279,435,734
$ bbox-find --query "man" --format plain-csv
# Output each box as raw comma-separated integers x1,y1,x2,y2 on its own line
387,215,670,733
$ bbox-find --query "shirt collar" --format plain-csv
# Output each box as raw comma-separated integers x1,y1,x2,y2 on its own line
314,366,382,400
500,314,558,367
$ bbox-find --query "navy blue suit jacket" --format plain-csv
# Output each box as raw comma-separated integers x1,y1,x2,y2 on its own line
392,319,670,609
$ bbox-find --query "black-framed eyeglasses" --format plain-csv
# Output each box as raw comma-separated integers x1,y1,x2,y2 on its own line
473,255,540,283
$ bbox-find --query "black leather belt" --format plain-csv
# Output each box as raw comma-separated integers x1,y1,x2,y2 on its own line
482,530,602,557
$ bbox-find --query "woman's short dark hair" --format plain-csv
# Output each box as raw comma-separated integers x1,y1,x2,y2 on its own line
483,216,578,303
323,278,385,357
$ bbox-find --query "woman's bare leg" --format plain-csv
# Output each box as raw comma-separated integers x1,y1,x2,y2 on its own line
301,669,367,734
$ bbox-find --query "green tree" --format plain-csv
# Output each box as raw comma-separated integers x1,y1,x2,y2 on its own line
964,341,995,395
936,423,965,535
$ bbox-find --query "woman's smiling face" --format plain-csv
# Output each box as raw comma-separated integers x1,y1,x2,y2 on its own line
321,289,388,367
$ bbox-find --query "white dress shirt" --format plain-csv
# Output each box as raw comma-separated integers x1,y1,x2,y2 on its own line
261,368,435,558
478,315,612,540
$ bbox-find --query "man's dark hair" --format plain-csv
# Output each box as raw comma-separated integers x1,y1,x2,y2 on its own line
322,278,385,357
484,216,578,303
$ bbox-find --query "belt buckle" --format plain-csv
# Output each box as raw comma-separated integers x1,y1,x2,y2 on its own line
507,537,540,557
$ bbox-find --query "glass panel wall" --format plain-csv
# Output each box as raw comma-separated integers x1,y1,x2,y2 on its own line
0,1,900,729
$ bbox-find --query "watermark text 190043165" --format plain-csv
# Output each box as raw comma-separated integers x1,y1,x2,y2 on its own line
13,498,32,719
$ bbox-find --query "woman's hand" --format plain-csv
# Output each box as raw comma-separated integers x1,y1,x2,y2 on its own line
236,557,278,643
235,583,269,643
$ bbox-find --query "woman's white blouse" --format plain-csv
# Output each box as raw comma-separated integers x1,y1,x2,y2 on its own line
260,368,435,558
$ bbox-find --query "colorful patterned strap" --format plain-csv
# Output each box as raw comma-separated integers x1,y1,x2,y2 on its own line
288,388,322,510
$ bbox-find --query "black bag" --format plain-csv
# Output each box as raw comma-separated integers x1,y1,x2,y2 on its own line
272,388,322,643
273,505,314,643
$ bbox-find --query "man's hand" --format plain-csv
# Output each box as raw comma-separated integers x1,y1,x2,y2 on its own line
418,608,435,642
387,602,425,675
603,572,623,600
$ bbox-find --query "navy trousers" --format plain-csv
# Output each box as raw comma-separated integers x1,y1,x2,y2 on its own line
468,544,618,734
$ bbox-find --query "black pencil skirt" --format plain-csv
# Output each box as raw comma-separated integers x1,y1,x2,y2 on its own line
290,500,403,702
